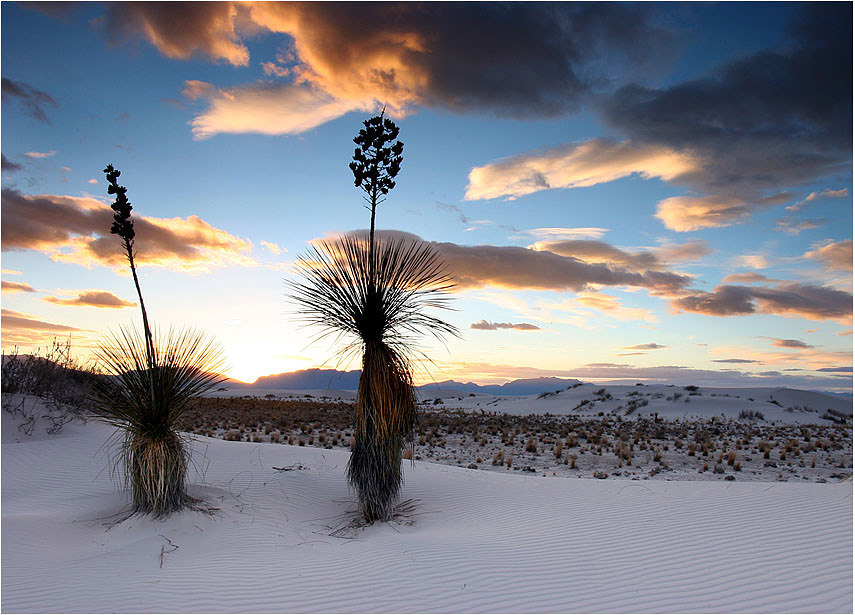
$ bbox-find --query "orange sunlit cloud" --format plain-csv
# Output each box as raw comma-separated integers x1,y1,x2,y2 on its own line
1,189,259,273
42,290,137,309
465,138,698,201
804,239,853,272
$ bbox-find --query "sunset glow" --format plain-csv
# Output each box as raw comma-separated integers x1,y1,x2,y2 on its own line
1,2,851,391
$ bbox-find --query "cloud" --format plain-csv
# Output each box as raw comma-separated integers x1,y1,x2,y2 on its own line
655,193,791,232
571,292,659,323
2,154,22,172
775,217,824,235
333,230,693,295
804,240,853,272
24,150,56,159
769,338,814,349
816,366,853,373
250,2,675,117
672,282,852,324
1,189,259,273
87,179,98,185
103,3,676,134
650,240,712,264
622,343,667,350
465,138,697,201
521,227,608,241
1,281,36,293
437,360,851,391
42,290,137,309
712,358,762,364
1,78,57,123
731,253,770,271
260,240,284,255
786,187,850,212
433,239,693,294
720,272,777,285
185,81,371,139
1,308,93,346
599,4,852,197
101,2,250,66
470,320,540,331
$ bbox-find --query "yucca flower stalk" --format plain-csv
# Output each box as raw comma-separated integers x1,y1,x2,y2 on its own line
93,165,224,517
292,112,456,521
291,234,457,521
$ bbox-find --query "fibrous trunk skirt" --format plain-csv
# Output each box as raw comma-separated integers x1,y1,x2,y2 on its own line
348,341,415,522
128,430,188,517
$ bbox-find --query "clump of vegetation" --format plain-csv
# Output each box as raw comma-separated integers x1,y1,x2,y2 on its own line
2,338,99,435
90,165,224,518
291,114,456,522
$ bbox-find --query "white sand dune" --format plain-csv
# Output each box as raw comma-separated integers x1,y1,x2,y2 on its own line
2,400,852,614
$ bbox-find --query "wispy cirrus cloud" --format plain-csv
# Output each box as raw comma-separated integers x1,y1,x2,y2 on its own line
184,81,372,140
622,343,667,350
768,338,814,349
42,290,137,309
786,187,849,212
521,227,608,241
1,188,259,273
1,280,36,293
529,239,709,274
1,308,93,347
720,272,778,285
804,240,853,272
24,150,56,159
655,193,792,232
470,320,540,331
1,78,58,124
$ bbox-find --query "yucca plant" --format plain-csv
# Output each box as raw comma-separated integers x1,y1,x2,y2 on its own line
91,327,224,516
291,112,457,522
92,165,224,517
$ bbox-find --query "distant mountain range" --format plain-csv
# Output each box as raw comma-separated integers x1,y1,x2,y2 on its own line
232,369,583,397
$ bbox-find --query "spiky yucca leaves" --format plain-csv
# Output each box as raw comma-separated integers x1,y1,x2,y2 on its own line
91,327,225,517
291,234,456,521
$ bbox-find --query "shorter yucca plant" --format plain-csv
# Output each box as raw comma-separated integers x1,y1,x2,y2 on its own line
91,327,224,517
92,164,225,517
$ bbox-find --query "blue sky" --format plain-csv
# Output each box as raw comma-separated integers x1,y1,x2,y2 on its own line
2,2,852,391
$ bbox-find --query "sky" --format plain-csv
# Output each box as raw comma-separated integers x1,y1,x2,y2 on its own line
1,1,852,392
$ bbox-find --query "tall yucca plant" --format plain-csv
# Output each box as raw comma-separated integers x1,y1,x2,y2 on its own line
292,234,456,521
92,165,224,517
292,113,457,522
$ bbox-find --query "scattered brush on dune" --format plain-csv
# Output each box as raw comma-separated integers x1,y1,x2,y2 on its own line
91,165,225,518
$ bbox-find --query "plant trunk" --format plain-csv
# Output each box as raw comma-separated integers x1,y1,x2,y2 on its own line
348,340,415,522
128,430,188,517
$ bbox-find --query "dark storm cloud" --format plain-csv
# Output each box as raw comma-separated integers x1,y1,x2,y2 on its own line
599,3,852,193
101,2,675,118
1,78,58,124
